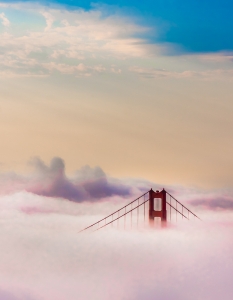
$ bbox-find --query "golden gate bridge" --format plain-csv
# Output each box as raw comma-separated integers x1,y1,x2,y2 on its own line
79,189,200,232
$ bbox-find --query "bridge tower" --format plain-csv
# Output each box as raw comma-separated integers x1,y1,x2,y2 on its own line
149,188,167,225
79,187,201,232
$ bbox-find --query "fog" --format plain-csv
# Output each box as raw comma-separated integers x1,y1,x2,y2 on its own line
0,192,232,300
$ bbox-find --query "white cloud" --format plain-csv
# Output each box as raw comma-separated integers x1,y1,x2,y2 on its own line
0,12,10,27
41,11,54,31
0,193,232,300
0,3,233,80
197,51,233,62
0,3,159,78
0,70,48,79
61,19,69,27
130,66,233,81
41,62,106,77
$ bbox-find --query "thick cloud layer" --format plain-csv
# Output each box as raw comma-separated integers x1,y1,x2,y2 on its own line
0,289,35,300
0,157,131,202
0,194,232,300
0,180,232,300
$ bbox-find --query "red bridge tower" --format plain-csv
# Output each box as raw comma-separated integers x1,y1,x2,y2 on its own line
149,188,167,225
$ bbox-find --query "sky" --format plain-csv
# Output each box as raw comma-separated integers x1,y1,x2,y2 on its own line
0,0,233,299
1,0,233,189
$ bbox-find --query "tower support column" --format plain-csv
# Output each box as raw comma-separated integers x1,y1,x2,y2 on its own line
149,188,167,226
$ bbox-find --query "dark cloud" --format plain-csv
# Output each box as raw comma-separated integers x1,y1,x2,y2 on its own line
28,157,85,201
190,197,233,210
2,159,233,211
75,165,131,198
0,157,131,202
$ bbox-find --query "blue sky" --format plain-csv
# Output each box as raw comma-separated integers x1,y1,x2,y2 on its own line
6,0,233,53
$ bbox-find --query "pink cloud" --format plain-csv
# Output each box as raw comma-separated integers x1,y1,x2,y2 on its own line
20,206,56,215
0,221,233,300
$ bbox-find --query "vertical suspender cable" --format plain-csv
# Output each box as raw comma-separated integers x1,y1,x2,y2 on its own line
170,195,171,222
131,203,132,229
144,196,145,222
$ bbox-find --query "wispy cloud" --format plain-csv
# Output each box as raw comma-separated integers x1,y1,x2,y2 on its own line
41,11,54,31
0,12,10,27
130,66,194,79
0,3,233,80
130,66,233,81
0,3,158,78
197,52,233,62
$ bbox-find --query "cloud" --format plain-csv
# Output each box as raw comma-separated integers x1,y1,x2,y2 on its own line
75,165,131,199
0,289,36,300
130,66,233,81
197,52,233,62
1,3,232,80
0,165,233,300
0,157,131,202
129,66,194,79
0,70,48,79
190,197,233,210
0,210,233,300
41,11,54,31
1,156,233,215
0,3,160,78
0,12,10,27
168,185,233,212
42,62,106,76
